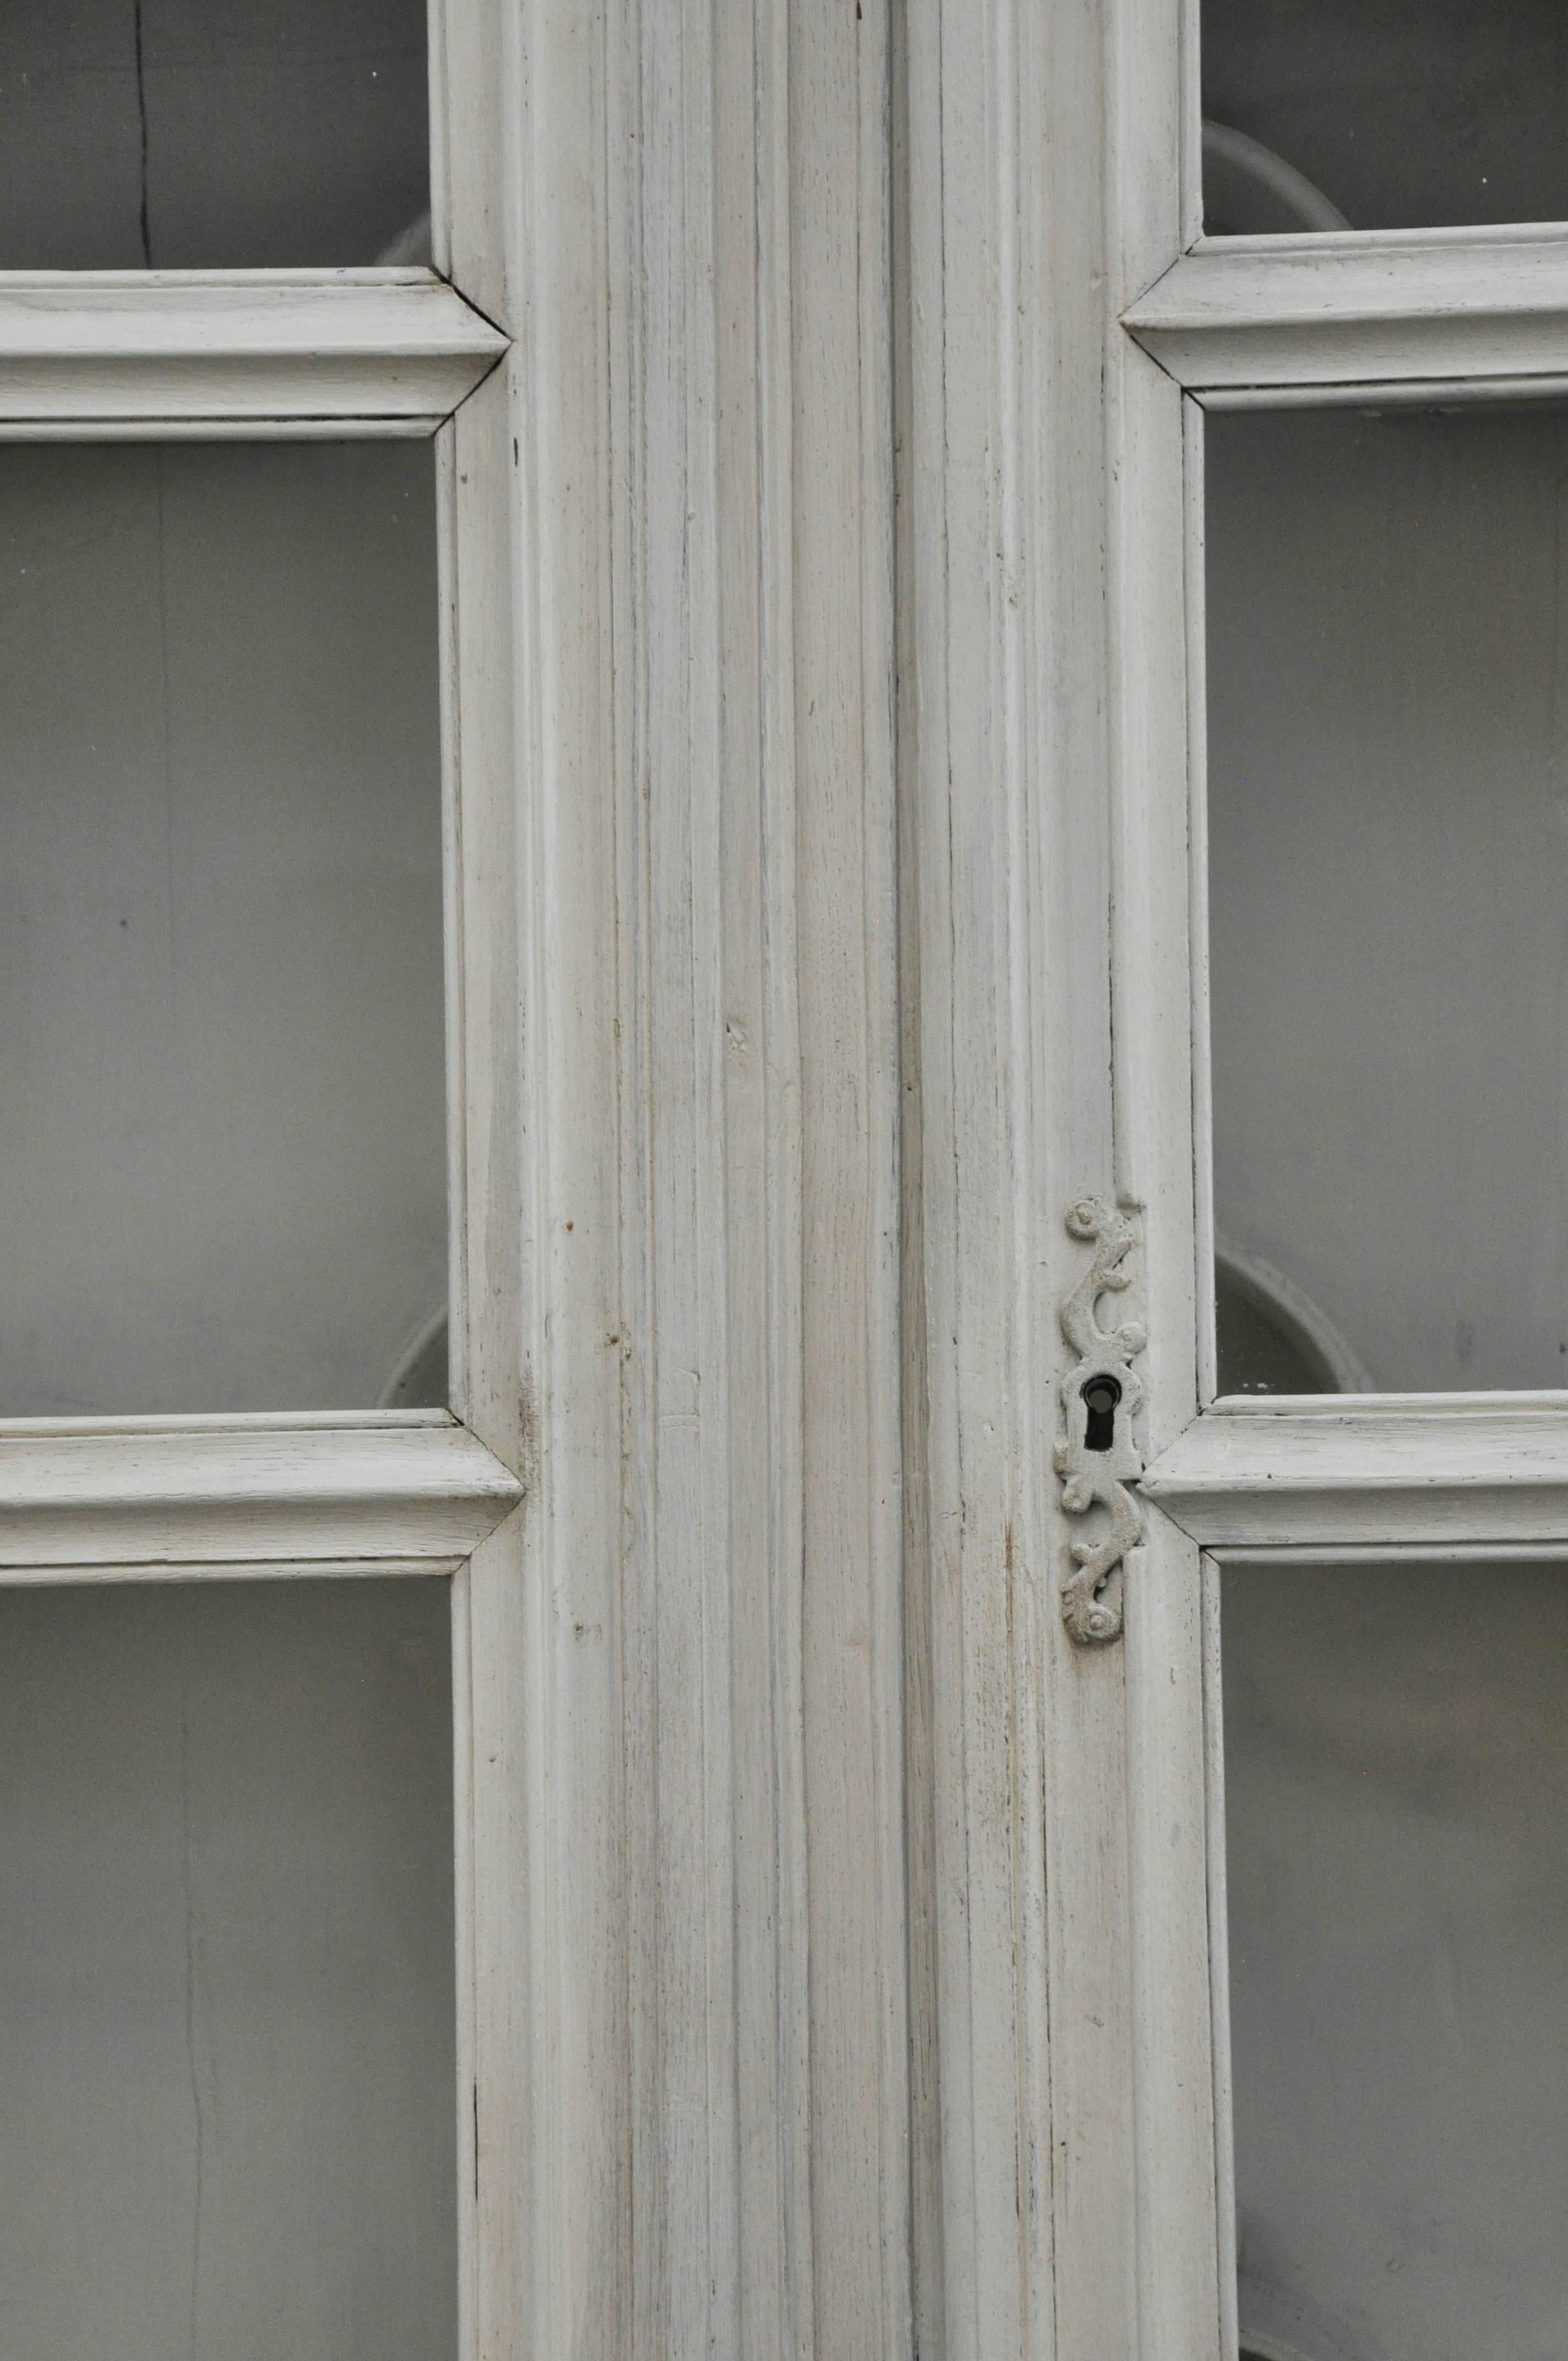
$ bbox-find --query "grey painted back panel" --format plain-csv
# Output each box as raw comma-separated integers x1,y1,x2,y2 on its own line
0,1577,455,2358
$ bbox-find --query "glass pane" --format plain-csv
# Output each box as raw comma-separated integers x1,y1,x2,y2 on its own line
0,1579,455,2358
1207,405,1568,1394
0,442,445,1415
1223,1561,1568,2359
1202,0,1568,235
0,1,428,268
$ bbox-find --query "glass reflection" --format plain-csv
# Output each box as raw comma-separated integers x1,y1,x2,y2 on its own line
0,0,428,268
1203,0,1568,234
1207,403,1568,1394
1224,1562,1568,2358
0,441,446,1415
0,1580,456,2358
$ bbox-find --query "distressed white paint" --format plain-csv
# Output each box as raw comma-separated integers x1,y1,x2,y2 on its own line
0,272,502,426
0,1417,516,1568
441,108,629,2361
10,0,1568,2349
904,0,1108,2339
1128,228,1568,393
901,0,1228,2347
1201,1557,1240,2361
906,0,1568,2346
1145,1398,1568,1549
603,0,906,2343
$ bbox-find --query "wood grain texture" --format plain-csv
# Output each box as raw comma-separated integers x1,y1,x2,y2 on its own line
1201,1557,1240,2361
1127,229,1568,393
905,0,1123,2345
0,1419,517,1567
0,271,504,423
905,0,1226,2346
438,0,912,2344
606,0,906,2343
1107,0,1224,2338
440,3,629,2351
1144,1398,1568,1548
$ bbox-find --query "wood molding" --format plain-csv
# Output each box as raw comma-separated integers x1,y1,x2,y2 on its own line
604,0,907,2340
1127,229,1568,394
903,0,1224,2344
0,1417,519,1568
0,271,505,427
1144,1397,1568,1548
439,0,907,2344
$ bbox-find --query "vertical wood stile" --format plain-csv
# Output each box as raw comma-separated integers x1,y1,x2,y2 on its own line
1107,0,1223,2351
902,0,1162,2343
755,0,815,2340
611,0,739,2341
890,0,946,2341
449,1561,478,2361
1186,398,1217,1408
429,0,509,323
1202,1557,1240,2361
606,0,906,2344
1178,0,1203,253
792,0,909,2347
444,0,631,2347
447,0,1225,2347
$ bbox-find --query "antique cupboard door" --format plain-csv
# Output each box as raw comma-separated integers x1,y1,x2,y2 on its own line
907,0,1568,2355
0,0,917,2353
0,7,559,2353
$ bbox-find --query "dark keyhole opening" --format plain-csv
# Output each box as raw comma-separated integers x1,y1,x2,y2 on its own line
1081,1373,1121,1452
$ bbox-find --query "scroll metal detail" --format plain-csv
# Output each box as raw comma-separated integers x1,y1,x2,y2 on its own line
1054,1194,1146,1645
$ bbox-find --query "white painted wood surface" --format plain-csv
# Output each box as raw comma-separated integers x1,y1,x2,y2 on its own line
1108,6,1227,2348
905,0,1110,2340
20,0,1568,2349
1127,228,1568,392
440,0,911,2346
0,271,503,426
462,0,1568,2343
439,37,629,2346
1145,1399,1568,1549
0,1417,516,1568
903,0,1226,2349
0,3,901,2355
1201,1558,1240,2361
602,0,906,2343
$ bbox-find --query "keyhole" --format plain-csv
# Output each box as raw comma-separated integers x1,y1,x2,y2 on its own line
1081,1373,1121,1452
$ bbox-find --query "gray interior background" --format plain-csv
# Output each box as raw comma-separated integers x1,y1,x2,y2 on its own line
1202,0,1568,233
0,0,427,269
1224,1563,1568,2361
1211,405,1568,2356
1208,404,1568,1397
0,439,447,1416
0,1577,456,2359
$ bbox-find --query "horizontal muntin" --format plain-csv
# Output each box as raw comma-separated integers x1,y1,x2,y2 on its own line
0,269,507,426
1125,227,1568,394
0,1416,523,1568
1142,1394,1568,1549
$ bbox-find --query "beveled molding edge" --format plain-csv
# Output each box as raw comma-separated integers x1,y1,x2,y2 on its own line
1055,1195,1147,1644
1123,231,1568,395
0,270,508,426
1141,1394,1568,1551
0,1416,523,1569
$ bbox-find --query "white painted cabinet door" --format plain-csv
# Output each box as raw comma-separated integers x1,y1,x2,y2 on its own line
904,2,1568,2357
0,10,538,2353
0,0,919,2352
34,0,1568,2350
